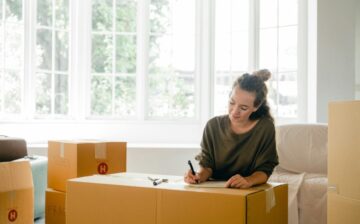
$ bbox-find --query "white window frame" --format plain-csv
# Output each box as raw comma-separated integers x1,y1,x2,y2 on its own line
250,0,308,124
0,0,307,145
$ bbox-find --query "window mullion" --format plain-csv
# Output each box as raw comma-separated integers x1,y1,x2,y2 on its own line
276,0,280,116
200,0,215,121
1,3,4,115
75,0,92,120
24,0,30,119
136,0,149,121
249,0,259,71
51,0,56,116
112,0,116,116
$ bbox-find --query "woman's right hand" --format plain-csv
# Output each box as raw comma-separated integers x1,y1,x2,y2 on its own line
184,167,212,184
184,169,200,184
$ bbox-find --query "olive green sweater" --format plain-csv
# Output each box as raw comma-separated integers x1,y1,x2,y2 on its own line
196,115,278,180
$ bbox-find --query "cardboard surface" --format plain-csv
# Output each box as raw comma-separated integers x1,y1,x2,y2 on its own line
328,101,360,200
0,160,34,223
328,191,360,224
48,141,127,192
45,188,66,224
66,173,287,224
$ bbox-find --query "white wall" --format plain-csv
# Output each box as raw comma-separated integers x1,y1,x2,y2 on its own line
28,144,201,176
315,0,357,123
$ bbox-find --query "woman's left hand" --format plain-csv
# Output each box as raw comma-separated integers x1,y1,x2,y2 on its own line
225,174,253,189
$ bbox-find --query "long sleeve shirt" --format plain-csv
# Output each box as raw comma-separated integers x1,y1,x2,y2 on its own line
196,115,279,180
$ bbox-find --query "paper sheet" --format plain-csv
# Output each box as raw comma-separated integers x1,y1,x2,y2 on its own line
187,181,227,188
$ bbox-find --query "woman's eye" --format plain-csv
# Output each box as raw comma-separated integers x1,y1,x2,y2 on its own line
229,101,235,105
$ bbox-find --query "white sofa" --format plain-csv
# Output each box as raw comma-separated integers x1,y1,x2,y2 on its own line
269,124,328,224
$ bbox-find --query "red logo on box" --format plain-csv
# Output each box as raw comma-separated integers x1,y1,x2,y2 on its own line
98,162,108,174
8,209,17,222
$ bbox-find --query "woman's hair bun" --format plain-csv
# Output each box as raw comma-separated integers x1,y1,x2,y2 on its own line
252,69,271,82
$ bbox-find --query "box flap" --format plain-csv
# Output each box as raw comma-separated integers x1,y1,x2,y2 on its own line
0,160,33,192
68,172,284,196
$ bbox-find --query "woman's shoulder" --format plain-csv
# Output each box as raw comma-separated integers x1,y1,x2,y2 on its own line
257,116,275,132
207,115,228,125
205,115,229,130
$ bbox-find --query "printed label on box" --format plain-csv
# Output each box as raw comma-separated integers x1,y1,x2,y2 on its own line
97,162,108,174
8,209,17,222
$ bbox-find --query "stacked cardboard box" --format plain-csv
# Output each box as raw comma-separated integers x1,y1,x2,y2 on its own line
45,141,127,224
328,101,360,224
66,173,288,224
0,160,34,223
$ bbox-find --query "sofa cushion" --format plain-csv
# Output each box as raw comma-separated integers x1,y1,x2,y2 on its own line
275,124,328,174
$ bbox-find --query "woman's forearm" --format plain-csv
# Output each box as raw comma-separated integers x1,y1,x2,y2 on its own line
198,167,213,183
245,171,268,186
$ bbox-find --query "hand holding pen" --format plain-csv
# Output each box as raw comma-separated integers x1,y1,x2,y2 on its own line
184,160,199,184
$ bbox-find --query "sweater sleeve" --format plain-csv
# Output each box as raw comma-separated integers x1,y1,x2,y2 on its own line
252,121,279,177
195,121,215,170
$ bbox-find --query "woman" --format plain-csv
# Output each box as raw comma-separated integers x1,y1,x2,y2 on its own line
184,69,278,189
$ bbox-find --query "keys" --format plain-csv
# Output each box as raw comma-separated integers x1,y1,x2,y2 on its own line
148,177,169,186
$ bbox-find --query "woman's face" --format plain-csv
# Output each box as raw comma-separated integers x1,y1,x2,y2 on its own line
228,86,257,125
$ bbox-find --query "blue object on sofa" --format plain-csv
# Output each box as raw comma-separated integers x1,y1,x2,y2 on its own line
26,155,48,219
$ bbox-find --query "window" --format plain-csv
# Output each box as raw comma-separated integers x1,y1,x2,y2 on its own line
90,0,137,117
214,0,300,120
214,0,249,115
259,0,298,119
35,0,70,117
89,0,196,119
0,0,304,144
0,0,24,116
147,0,196,119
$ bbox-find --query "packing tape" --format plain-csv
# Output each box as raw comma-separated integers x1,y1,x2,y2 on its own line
8,191,16,205
95,143,107,159
265,187,276,213
60,143,64,158
328,184,338,193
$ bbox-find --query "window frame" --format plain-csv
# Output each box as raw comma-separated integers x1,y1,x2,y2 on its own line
0,0,307,144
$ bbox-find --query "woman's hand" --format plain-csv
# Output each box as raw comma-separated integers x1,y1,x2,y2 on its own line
226,171,268,188
225,174,253,189
184,169,200,184
184,167,213,184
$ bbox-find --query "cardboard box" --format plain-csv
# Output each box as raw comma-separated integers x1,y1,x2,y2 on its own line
328,101,360,200
328,191,360,224
66,173,287,224
328,101,360,224
0,160,34,223
48,140,127,192
45,188,66,224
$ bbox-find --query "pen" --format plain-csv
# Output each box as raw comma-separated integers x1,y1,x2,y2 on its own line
153,179,162,186
188,160,198,183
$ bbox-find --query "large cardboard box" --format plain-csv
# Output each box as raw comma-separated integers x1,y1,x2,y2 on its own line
0,160,34,223
45,188,66,224
328,101,360,200
66,173,288,224
48,140,127,192
328,191,360,224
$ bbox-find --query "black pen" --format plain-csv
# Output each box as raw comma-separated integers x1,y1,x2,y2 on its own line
188,160,198,183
